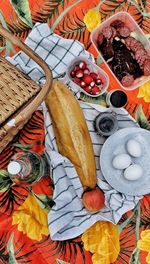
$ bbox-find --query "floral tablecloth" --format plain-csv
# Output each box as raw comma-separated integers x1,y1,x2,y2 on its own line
0,1,150,264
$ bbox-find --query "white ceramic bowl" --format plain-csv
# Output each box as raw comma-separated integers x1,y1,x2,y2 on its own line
100,127,150,195
66,56,109,97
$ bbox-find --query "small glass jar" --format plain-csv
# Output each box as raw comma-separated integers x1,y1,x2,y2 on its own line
106,90,128,108
94,112,118,137
7,151,50,185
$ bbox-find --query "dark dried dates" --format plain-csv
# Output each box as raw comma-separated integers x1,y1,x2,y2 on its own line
97,19,149,87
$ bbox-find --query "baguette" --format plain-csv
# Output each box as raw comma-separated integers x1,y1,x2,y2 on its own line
46,80,104,212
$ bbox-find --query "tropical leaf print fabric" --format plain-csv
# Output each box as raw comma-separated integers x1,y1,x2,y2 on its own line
0,1,149,263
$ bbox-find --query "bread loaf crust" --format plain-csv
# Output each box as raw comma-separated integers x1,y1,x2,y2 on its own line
46,80,96,189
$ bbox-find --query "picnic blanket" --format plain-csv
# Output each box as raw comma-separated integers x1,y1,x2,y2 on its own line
0,1,150,264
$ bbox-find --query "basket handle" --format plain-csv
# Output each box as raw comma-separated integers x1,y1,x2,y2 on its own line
0,26,53,120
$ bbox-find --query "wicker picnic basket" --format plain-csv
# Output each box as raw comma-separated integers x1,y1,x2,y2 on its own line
0,26,53,153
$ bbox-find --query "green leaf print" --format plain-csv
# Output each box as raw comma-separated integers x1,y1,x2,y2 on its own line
129,248,141,264
80,92,107,106
7,233,18,264
0,11,16,55
33,193,55,211
0,170,12,192
10,0,33,28
135,105,150,130
56,259,70,264
51,0,82,31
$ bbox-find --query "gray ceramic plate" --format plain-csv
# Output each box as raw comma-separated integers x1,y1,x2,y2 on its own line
100,127,150,195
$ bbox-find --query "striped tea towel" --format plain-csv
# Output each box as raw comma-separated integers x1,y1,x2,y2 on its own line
6,22,143,240
43,101,142,240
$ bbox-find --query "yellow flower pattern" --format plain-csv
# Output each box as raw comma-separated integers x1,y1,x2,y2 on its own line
137,230,150,263
83,9,101,32
82,221,120,264
12,194,49,241
137,81,150,102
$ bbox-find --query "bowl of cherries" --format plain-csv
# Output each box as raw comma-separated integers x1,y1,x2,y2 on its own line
67,56,109,97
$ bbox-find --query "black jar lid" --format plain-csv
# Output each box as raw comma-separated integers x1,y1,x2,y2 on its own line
94,112,118,137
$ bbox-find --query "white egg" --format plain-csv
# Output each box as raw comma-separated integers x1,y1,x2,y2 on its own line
112,153,132,170
124,164,143,181
126,139,142,158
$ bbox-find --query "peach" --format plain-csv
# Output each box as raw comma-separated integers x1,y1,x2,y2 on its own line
82,187,105,212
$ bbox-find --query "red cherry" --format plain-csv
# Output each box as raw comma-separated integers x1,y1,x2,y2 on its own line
83,74,93,85
74,65,80,71
79,61,87,70
90,72,98,80
91,86,100,95
70,70,76,78
73,77,81,84
76,70,84,78
96,78,102,85
84,68,90,74
90,81,95,87
80,81,86,88
84,86,92,93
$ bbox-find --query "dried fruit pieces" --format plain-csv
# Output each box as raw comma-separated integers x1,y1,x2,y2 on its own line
97,19,149,87
102,26,113,39
110,19,124,29
125,36,150,72
143,59,150,76
121,75,134,87
111,39,143,86
118,26,130,38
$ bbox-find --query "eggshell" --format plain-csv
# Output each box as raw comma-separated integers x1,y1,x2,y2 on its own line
124,164,143,181
112,153,132,170
126,139,142,157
